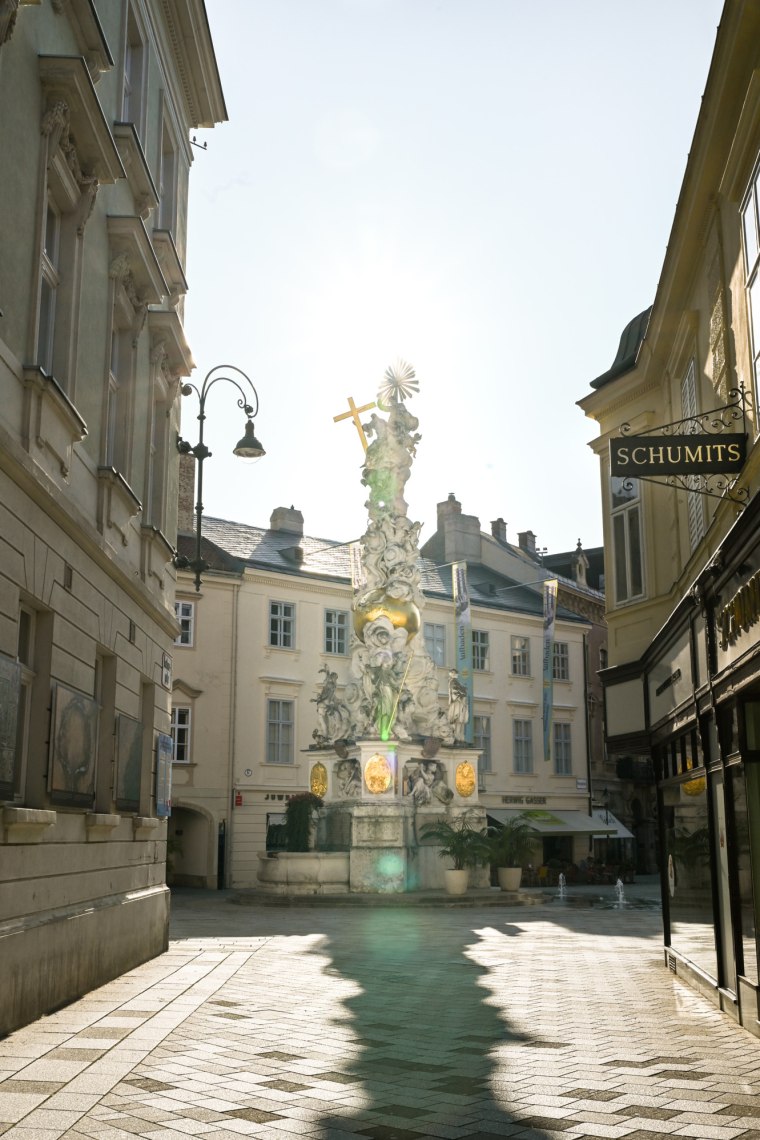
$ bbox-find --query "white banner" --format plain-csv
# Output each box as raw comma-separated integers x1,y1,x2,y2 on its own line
542,579,558,763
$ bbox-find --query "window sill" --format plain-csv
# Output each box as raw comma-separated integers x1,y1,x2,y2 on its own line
3,806,57,844
86,812,121,840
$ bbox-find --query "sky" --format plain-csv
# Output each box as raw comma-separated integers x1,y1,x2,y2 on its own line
183,0,725,554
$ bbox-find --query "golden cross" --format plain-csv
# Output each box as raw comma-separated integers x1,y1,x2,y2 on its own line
333,396,376,452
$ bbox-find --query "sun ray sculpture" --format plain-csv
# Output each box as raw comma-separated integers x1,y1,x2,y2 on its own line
333,361,454,745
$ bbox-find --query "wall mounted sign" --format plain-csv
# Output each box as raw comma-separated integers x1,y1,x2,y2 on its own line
610,434,745,477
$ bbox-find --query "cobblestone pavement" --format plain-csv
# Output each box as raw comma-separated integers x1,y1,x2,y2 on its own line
3,882,760,1140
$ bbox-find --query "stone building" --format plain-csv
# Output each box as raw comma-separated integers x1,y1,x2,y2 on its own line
579,0,760,1036
170,493,613,889
0,0,225,1034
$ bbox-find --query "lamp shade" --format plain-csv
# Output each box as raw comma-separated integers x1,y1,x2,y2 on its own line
233,419,265,460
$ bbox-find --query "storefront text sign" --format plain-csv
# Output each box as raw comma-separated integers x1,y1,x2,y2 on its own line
717,570,760,651
610,434,745,477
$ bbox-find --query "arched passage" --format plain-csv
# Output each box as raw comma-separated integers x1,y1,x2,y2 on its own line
167,802,217,888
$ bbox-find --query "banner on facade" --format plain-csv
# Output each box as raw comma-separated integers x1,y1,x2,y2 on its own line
610,434,745,477
542,579,558,763
452,561,473,744
156,732,173,818
349,541,367,592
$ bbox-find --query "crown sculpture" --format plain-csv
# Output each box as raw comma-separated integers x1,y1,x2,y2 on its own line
313,362,460,750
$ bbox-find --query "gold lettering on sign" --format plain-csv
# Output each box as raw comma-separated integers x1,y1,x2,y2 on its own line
718,571,760,651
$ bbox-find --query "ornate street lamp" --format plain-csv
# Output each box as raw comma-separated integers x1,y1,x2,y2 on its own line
175,364,265,591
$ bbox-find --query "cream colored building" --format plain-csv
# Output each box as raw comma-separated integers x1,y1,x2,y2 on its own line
578,0,760,1036
171,496,608,889
0,0,225,1035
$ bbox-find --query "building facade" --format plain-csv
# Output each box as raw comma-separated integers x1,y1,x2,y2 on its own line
0,0,225,1034
579,0,760,1037
170,495,612,889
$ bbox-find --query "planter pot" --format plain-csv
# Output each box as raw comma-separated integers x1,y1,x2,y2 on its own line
444,868,469,895
497,866,522,891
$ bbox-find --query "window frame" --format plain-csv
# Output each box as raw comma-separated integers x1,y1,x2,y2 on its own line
269,600,295,649
170,704,191,764
513,718,533,774
742,157,760,397
553,722,572,776
174,600,195,647
424,621,446,667
266,698,294,765
324,608,349,656
552,642,569,682
610,476,645,605
473,714,492,773
511,635,530,677
472,629,490,672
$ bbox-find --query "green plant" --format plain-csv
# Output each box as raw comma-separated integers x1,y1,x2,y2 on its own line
487,814,538,869
284,792,323,853
419,812,490,871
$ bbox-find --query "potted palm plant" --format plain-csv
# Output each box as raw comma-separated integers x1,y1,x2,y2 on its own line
420,812,490,895
487,813,538,891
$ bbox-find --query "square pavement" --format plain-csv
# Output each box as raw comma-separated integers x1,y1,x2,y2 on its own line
2,882,760,1139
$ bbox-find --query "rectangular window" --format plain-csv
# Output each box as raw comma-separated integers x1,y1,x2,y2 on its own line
424,622,446,666
554,722,572,776
742,157,760,393
599,647,608,670
170,706,191,764
552,642,569,681
611,477,644,603
473,714,491,774
2,608,35,800
511,635,530,676
37,202,60,374
269,601,295,648
158,118,178,234
472,630,490,671
681,359,706,549
513,719,533,774
267,699,294,765
174,601,194,647
122,10,146,134
324,609,349,655
106,326,133,471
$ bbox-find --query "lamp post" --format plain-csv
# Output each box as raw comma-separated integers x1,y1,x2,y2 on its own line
175,364,265,592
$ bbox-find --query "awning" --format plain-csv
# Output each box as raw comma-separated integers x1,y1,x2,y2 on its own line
487,808,617,836
591,809,634,840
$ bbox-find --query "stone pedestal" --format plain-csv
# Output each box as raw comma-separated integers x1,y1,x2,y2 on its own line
308,737,487,893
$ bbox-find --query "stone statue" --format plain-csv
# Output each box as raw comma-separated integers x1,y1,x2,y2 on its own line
447,668,469,743
406,760,453,805
312,666,351,746
335,758,361,798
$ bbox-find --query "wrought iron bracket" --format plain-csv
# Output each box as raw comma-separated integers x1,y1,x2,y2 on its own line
616,384,750,510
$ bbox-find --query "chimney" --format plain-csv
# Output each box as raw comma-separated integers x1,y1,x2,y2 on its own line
270,505,304,536
518,530,536,555
177,453,196,533
491,518,507,544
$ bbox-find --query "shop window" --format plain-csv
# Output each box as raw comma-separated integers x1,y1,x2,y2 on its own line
734,761,760,985
611,477,644,604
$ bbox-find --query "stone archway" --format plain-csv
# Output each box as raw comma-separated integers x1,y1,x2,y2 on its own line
167,802,217,888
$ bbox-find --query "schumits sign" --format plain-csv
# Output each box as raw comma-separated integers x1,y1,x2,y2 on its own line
610,434,746,477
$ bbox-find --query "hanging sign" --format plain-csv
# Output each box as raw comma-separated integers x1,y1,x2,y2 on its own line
610,434,745,477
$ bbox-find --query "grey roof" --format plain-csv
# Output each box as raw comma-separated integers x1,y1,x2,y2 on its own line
190,515,586,624
590,306,652,389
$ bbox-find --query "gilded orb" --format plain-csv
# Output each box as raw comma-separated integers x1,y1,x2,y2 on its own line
364,753,393,794
353,588,420,642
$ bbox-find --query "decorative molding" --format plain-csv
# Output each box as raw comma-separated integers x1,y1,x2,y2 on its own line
49,0,113,80
140,524,175,587
113,123,159,220
146,308,193,377
151,229,188,306
22,365,87,479
107,215,168,305
85,812,121,840
39,56,123,181
96,465,141,546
